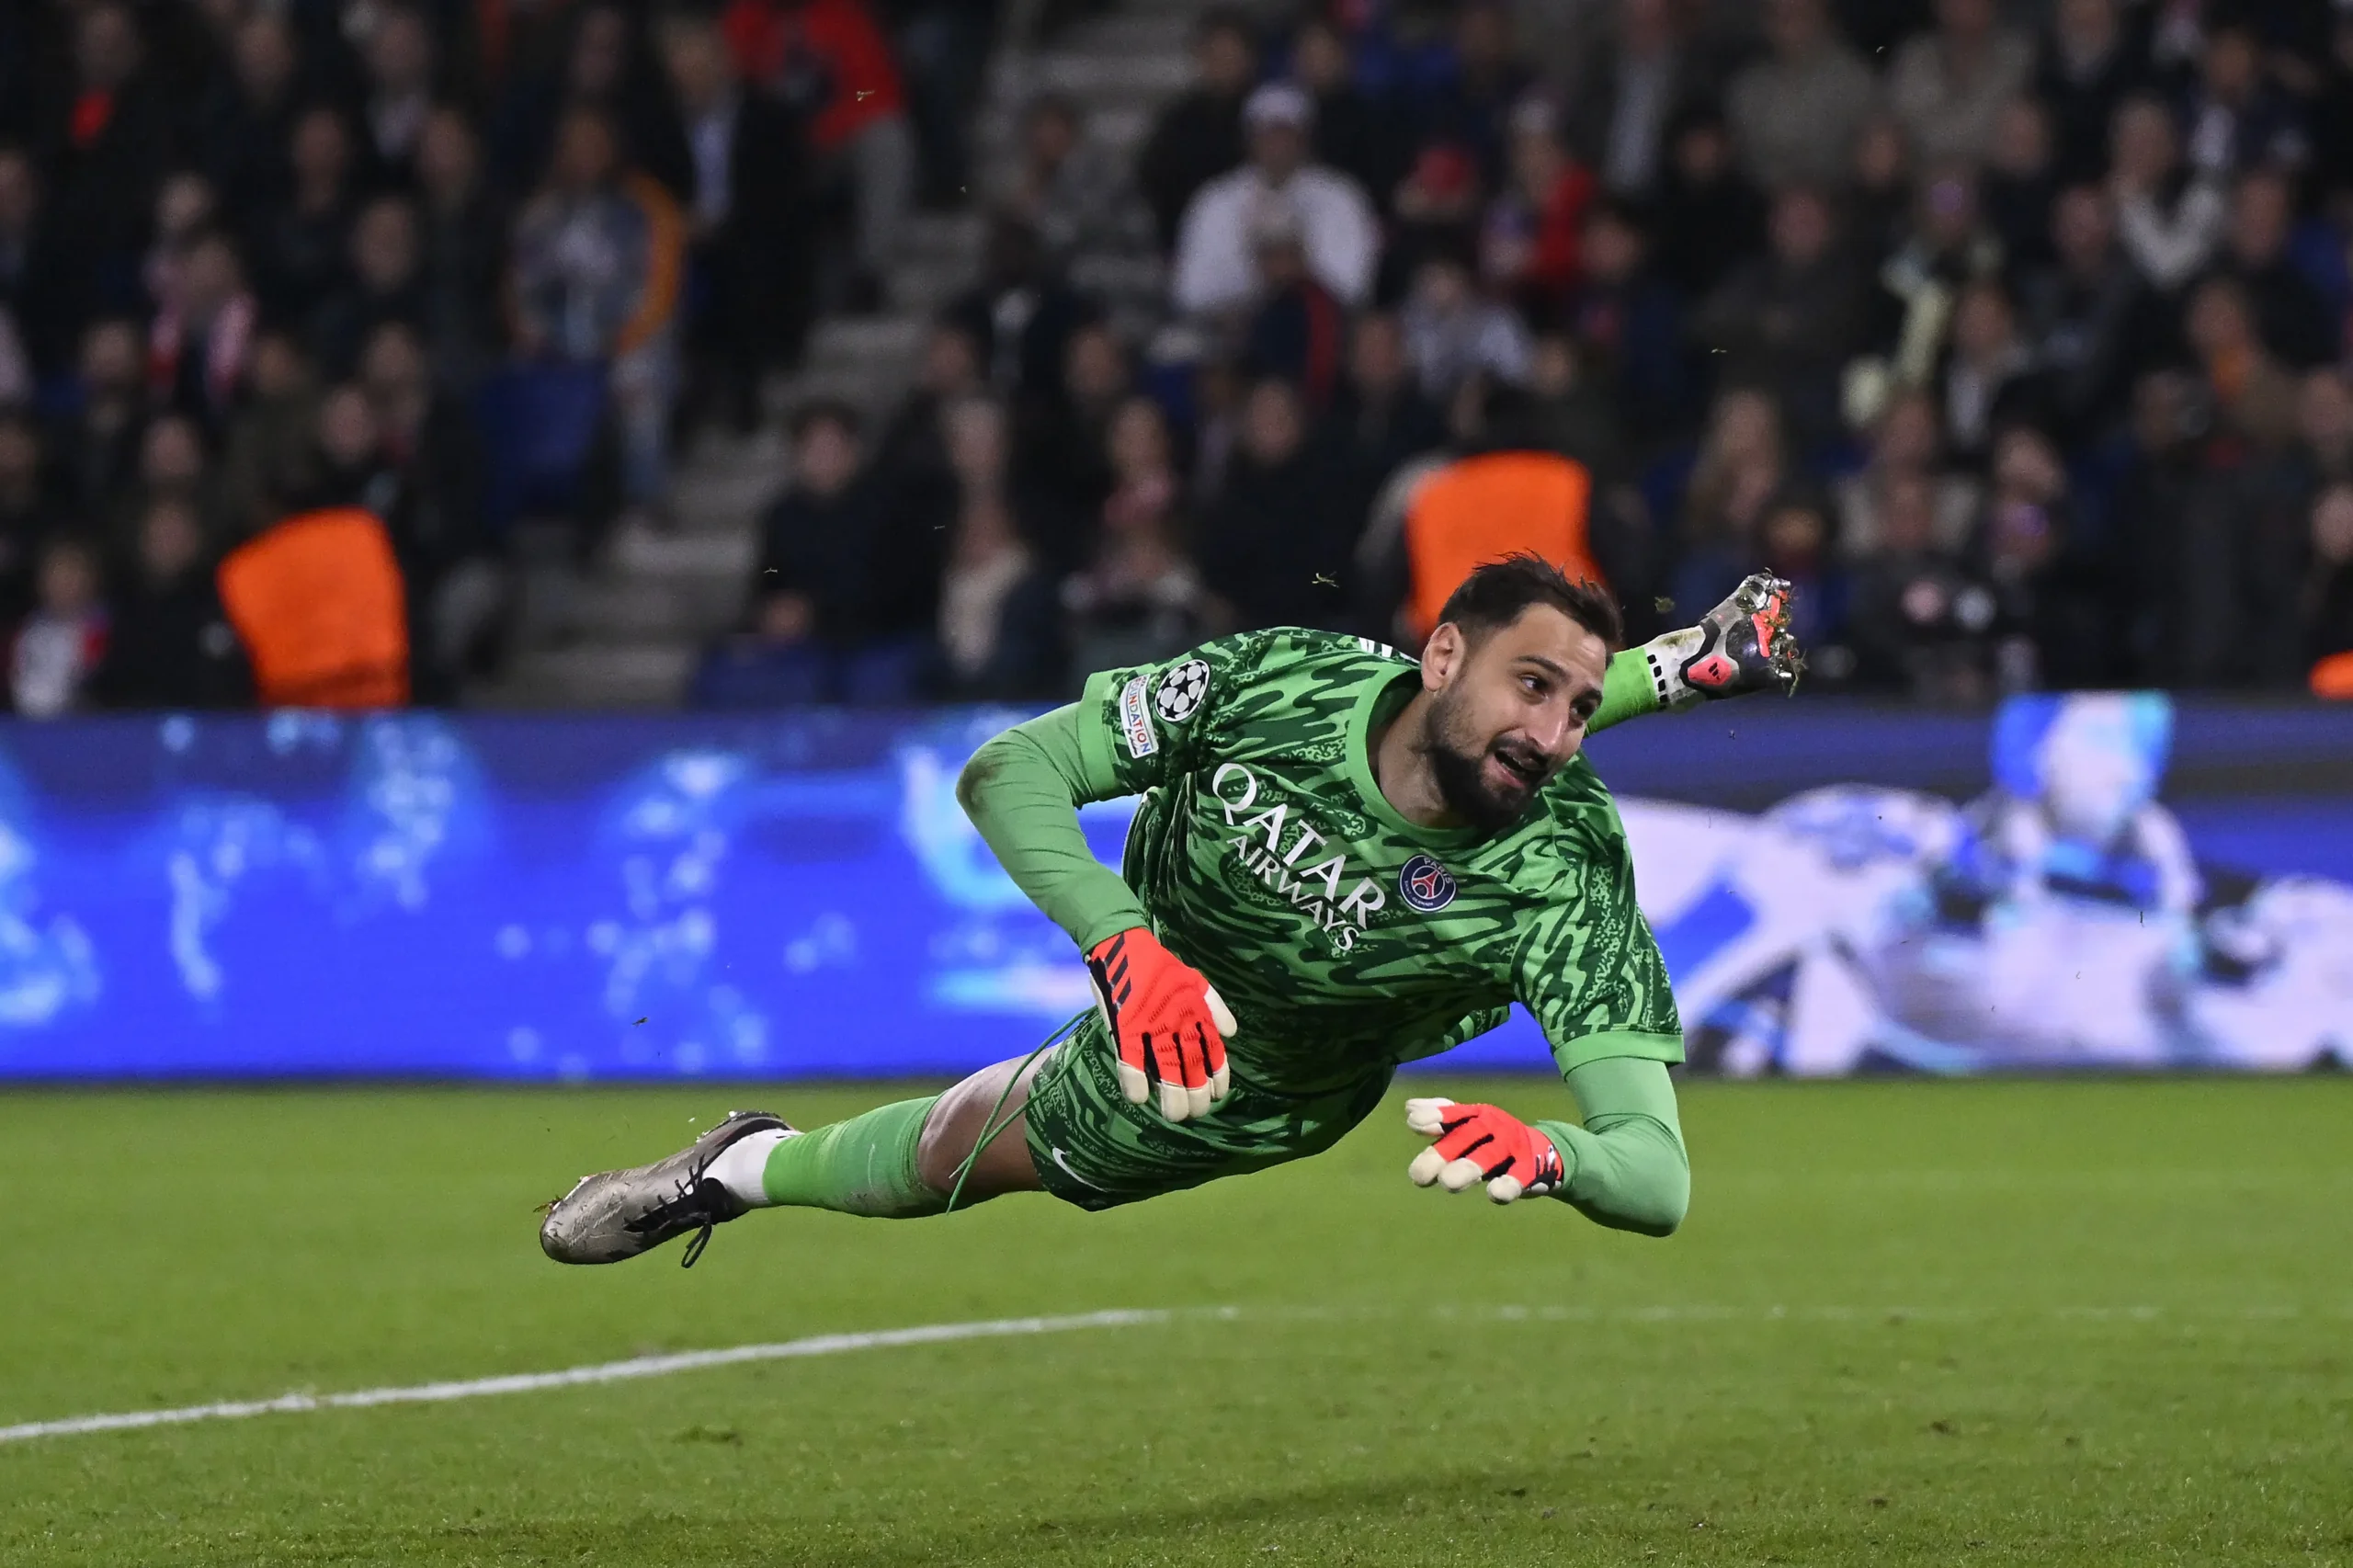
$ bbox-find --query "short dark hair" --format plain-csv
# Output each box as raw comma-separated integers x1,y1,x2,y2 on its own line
1464,381,1552,455
1436,552,1624,653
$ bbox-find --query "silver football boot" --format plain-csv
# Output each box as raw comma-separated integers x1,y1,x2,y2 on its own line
539,1108,790,1268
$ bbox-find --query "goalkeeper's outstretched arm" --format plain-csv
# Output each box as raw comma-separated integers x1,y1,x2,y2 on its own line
953,617,1732,941
960,706,1238,1121
1538,1057,1689,1236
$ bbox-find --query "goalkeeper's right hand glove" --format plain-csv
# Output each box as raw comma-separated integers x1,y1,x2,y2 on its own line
1086,927,1236,1122
1645,573,1802,708
1405,1097,1564,1204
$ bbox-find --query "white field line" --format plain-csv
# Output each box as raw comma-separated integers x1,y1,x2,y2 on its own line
0,1308,1166,1448
9,1299,2340,1448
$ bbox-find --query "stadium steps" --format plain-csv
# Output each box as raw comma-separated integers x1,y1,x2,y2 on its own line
485,640,701,710
471,0,1211,709
1053,11,1196,53
1021,51,1194,98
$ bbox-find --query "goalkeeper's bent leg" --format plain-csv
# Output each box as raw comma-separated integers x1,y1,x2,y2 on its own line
709,1052,1051,1217
915,1050,1054,1202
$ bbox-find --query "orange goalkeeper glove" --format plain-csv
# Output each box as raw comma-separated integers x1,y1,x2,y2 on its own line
1649,573,1802,705
1405,1097,1564,1203
1086,927,1237,1122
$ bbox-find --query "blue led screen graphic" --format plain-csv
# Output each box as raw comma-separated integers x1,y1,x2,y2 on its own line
0,697,2345,1081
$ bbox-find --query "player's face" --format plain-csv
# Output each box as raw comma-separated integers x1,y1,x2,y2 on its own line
1422,607,1610,833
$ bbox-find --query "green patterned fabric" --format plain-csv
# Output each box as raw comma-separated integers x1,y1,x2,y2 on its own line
1023,1017,1392,1210
1074,630,1682,1085
985,628,1684,1208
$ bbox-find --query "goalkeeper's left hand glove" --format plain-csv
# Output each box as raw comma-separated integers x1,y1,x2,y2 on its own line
1644,573,1802,708
1405,1098,1564,1204
1086,926,1237,1122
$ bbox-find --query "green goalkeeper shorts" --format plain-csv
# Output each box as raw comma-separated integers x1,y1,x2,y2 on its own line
1020,1013,1393,1211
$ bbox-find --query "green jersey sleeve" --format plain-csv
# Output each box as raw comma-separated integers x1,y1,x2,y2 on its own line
1534,1056,1689,1236
957,704,1148,952
1511,816,1685,1074
1588,641,1663,736
958,631,1312,956
1072,631,1289,797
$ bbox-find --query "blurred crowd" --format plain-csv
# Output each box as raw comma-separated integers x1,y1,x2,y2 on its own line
712,0,2353,708
0,0,983,710
3,0,2353,714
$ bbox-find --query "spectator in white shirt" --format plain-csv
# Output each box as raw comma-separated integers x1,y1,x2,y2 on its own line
1171,83,1379,320
2107,94,2224,294
1400,252,1531,402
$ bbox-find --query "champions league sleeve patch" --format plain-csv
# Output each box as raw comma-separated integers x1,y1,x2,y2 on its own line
1154,659,1210,723
1120,675,1157,758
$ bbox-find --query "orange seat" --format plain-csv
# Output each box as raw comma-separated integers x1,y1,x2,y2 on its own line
2313,651,2353,700
1403,450,1603,641
217,507,410,708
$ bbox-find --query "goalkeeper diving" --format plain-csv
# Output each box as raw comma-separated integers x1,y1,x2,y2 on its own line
540,559,1801,1263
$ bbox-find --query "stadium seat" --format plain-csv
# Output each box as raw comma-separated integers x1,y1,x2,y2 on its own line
2313,651,2353,700
217,507,410,708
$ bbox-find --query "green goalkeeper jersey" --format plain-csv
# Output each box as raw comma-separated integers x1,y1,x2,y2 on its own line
997,628,1684,1093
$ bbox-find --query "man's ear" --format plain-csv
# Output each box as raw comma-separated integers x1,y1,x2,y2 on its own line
1422,622,1464,691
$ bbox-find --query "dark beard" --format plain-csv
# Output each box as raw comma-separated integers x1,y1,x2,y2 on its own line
1416,692,1543,836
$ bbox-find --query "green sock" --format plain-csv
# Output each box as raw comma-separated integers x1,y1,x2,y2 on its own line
760,1096,948,1218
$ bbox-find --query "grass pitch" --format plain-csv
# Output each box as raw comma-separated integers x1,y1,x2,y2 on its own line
1,1076,2347,1567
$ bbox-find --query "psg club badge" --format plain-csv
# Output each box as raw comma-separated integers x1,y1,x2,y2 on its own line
1154,659,1210,723
1398,854,1458,914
